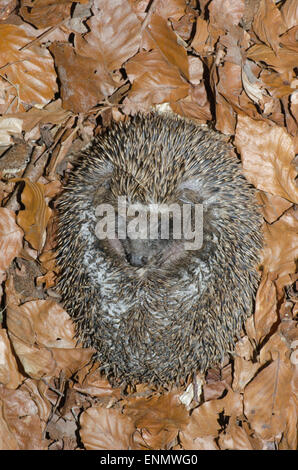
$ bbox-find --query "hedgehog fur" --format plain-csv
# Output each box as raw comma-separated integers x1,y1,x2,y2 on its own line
56,112,262,387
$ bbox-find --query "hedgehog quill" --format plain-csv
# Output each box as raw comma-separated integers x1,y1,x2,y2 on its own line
56,113,262,387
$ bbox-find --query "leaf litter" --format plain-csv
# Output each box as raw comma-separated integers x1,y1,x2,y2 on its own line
0,0,297,451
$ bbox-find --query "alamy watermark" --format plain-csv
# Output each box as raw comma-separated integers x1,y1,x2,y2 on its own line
94,196,203,250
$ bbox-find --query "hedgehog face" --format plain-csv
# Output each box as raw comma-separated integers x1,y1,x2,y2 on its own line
95,198,191,270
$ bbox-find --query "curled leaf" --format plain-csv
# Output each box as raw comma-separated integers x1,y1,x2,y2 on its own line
12,178,52,252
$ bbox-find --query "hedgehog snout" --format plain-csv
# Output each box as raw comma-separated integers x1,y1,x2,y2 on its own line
126,252,148,267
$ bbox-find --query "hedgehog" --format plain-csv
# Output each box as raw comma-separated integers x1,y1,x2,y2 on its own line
56,112,262,387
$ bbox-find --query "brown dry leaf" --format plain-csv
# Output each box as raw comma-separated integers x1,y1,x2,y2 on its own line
0,384,47,449
12,178,52,252
218,418,261,450
18,300,76,348
0,24,57,107
80,0,142,72
203,380,227,402
73,363,120,400
80,406,136,450
0,397,19,449
253,272,278,344
259,321,297,365
21,378,52,426
43,180,62,198
171,90,211,122
123,49,189,113
281,0,298,30
19,0,77,28
247,43,298,74
125,392,189,449
5,293,93,379
235,115,298,203
178,434,219,450
180,389,242,446
180,390,243,449
50,349,95,380
203,366,232,402
261,207,298,295
278,396,298,450
38,250,58,274
191,16,210,56
49,42,116,113
216,62,243,112
6,298,74,378
232,337,260,392
252,0,286,53
215,99,236,135
279,26,298,54
257,191,292,224
5,99,72,134
171,55,211,121
243,358,294,441
0,328,24,389
155,0,186,22
36,270,56,289
208,0,245,31
146,13,189,81
0,207,23,272
259,69,294,100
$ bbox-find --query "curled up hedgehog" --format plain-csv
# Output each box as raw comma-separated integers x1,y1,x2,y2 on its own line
56,112,262,387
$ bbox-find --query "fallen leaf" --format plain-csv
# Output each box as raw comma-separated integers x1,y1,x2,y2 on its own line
0,398,19,449
280,0,298,30
6,294,93,379
243,358,293,440
20,0,74,28
218,419,261,450
235,115,298,203
232,337,260,392
257,191,292,224
0,24,58,106
191,17,210,56
0,384,47,449
146,13,189,81
0,207,23,271
0,329,24,389
80,406,135,450
247,43,298,74
253,272,278,343
12,178,52,252
125,392,189,449
80,0,142,72
49,42,116,113
123,49,188,113
261,207,298,295
179,390,242,442
208,0,245,31
252,0,286,53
